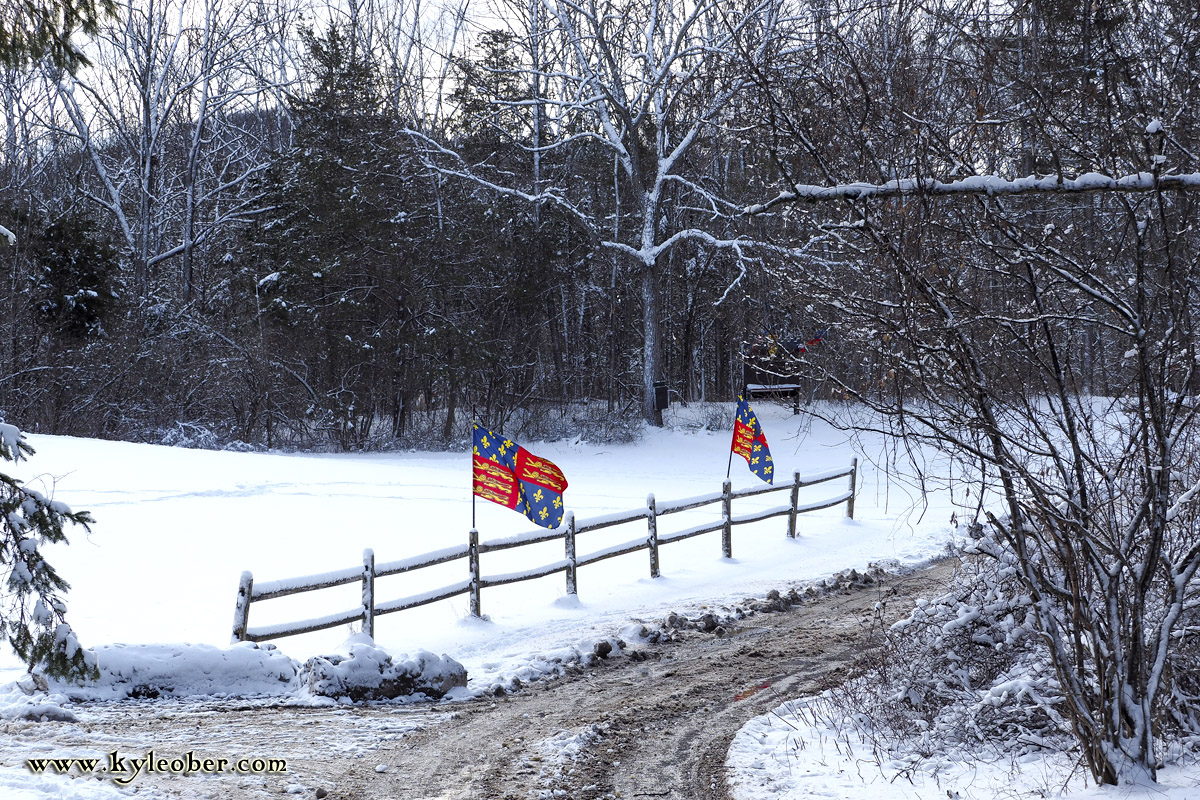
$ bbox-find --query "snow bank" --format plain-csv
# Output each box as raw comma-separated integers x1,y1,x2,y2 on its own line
43,642,299,701
0,677,77,722
0,766,163,800
299,635,466,701
727,693,1200,800
9,638,469,706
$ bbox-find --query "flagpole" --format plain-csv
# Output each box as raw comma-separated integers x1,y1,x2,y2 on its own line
726,427,735,481
471,416,477,530
727,393,739,481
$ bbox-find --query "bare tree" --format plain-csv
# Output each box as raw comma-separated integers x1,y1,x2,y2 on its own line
412,0,790,424
50,0,289,293
745,0,1200,784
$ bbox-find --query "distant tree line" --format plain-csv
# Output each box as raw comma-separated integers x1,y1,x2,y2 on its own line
0,0,1196,452
1,0,788,447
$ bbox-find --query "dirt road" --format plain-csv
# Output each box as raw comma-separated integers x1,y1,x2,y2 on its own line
2,559,957,799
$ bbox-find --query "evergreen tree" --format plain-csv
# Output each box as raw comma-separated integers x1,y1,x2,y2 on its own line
30,213,119,339
249,24,429,447
0,0,118,72
0,422,97,680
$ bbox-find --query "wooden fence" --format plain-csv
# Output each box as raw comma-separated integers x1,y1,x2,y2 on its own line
231,459,857,644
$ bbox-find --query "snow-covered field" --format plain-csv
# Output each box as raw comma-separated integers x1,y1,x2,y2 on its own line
1,403,944,687
2,402,1196,799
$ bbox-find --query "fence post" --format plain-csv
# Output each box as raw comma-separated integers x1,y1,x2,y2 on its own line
787,470,802,538
468,528,481,617
722,479,733,558
231,571,254,644
362,548,375,639
846,457,858,519
564,512,578,596
647,494,660,578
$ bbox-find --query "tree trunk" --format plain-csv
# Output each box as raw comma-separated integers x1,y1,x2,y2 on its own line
641,259,663,426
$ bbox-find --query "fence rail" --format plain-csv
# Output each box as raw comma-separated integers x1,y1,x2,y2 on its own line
231,459,858,644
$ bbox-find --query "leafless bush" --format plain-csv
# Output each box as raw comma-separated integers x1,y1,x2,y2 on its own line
666,401,733,433
788,519,1200,783
804,546,1071,766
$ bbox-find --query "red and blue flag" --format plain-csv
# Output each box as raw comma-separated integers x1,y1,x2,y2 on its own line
472,422,568,528
732,396,773,484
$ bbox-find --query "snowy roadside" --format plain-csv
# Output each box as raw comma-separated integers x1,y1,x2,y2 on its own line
1,558,959,800
726,696,1200,800
0,559,942,800
0,404,960,797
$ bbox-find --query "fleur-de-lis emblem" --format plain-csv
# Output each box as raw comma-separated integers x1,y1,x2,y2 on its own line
481,435,490,449
532,488,544,503
539,508,549,520
553,496,562,509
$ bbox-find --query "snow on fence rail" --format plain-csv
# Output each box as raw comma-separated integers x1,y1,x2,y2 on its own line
230,460,857,643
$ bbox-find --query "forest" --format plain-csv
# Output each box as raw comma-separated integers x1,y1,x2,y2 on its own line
3,0,1193,450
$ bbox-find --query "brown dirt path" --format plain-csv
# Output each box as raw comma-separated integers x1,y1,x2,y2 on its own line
360,558,958,800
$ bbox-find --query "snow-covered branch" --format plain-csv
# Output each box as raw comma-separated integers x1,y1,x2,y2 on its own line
402,127,597,238
746,172,1200,214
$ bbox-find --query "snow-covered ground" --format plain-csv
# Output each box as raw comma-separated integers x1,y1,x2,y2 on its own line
2,402,1196,799
727,694,1200,800
1,403,943,689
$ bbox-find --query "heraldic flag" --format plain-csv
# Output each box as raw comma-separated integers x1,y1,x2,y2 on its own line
472,422,569,528
732,396,774,484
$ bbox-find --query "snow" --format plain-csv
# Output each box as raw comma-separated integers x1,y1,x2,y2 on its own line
3,403,936,689
376,543,471,573
576,535,648,565
372,579,471,615
659,518,723,543
42,642,299,702
0,680,79,723
1,403,1195,798
298,635,466,701
0,421,24,459
251,565,362,598
483,559,572,586
656,490,721,513
243,608,362,641
479,525,566,551
0,766,165,800
744,171,1200,214
727,694,1200,800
